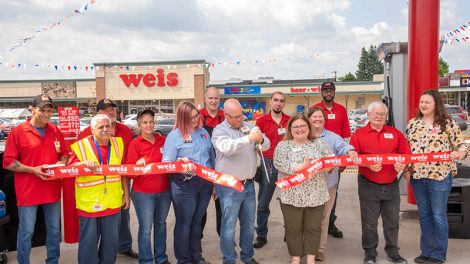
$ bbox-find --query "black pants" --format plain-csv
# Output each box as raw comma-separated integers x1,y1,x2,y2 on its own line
358,175,400,258
201,198,221,237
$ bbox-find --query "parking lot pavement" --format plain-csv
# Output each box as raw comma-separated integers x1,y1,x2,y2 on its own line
6,169,470,263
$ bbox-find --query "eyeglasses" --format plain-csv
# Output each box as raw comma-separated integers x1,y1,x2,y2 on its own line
191,113,200,120
226,113,244,120
291,124,308,130
370,112,387,118
322,89,335,94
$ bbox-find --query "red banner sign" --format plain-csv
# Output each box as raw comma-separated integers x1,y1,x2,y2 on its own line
44,161,244,192
276,152,452,190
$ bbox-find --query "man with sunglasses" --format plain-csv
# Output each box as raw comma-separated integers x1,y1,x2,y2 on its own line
312,81,350,239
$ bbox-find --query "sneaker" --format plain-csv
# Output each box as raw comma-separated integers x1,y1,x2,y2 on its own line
244,259,260,264
328,224,343,238
315,251,325,261
387,254,408,264
364,256,377,264
119,249,138,259
414,255,429,263
424,257,444,264
253,237,267,249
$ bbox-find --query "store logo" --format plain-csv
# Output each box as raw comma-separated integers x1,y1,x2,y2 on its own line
461,76,470,87
119,69,179,88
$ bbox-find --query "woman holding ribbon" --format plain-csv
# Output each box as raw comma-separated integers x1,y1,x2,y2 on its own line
308,106,357,261
273,113,332,264
126,109,171,264
162,101,214,264
405,89,468,264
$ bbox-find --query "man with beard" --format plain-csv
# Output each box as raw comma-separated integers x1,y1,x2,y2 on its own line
253,91,290,249
312,81,350,239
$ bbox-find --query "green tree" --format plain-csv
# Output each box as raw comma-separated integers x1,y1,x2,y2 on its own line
439,57,449,77
355,45,384,81
339,72,356,81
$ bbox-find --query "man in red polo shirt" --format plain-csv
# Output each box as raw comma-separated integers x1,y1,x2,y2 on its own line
253,91,290,249
78,98,137,259
350,102,409,264
312,81,350,239
199,86,225,237
3,94,69,264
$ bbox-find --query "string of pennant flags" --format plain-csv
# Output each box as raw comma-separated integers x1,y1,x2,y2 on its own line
440,21,470,44
0,0,97,64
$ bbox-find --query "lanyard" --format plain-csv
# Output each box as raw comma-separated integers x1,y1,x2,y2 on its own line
94,137,111,193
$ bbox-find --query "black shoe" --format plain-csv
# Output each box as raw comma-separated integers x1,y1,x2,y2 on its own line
425,257,444,264
159,261,172,264
387,254,408,264
328,224,343,238
414,255,429,263
253,237,267,249
244,259,260,264
364,256,377,264
119,249,138,259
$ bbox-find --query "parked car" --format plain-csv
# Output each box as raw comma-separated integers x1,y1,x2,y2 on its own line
0,117,14,137
154,118,175,136
445,104,468,131
123,114,138,136
348,109,368,133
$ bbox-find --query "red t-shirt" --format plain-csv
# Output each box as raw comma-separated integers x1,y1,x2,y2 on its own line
350,123,411,184
313,101,350,138
78,122,134,163
256,111,290,159
68,137,121,218
3,121,69,206
126,134,169,193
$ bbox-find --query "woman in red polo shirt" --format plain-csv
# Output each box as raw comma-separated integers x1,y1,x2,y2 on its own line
126,109,171,264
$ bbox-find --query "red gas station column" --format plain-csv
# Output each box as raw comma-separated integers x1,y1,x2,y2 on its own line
407,0,440,204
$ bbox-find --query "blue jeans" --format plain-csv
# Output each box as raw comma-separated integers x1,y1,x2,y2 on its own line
132,190,171,264
411,175,452,261
216,182,256,264
119,181,133,252
78,212,121,264
17,201,61,264
256,158,278,238
170,175,212,264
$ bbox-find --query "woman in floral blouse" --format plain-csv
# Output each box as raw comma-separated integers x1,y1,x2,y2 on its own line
405,89,468,264
274,113,332,264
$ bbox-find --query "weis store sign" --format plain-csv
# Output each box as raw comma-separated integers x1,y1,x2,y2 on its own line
119,69,179,88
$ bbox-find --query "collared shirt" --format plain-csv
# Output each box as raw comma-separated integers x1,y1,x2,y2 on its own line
79,122,134,163
127,134,169,193
350,123,410,184
313,101,350,138
320,129,354,189
255,111,290,159
162,127,215,169
199,108,225,136
274,139,332,207
406,118,468,180
3,121,69,206
212,120,270,180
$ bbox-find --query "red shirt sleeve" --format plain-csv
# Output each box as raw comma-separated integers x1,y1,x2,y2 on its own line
126,140,139,165
349,132,360,153
78,126,92,140
341,108,351,138
397,130,411,154
2,127,20,168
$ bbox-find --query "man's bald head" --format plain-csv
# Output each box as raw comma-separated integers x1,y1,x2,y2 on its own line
224,99,244,128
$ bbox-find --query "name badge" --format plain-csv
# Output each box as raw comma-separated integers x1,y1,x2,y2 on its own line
278,128,286,135
160,147,164,154
241,126,250,134
328,113,336,120
292,147,301,152
92,204,103,211
54,141,61,153
384,133,394,139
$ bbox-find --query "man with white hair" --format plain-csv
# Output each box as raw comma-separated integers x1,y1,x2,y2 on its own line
69,114,130,264
350,102,410,264
212,99,270,264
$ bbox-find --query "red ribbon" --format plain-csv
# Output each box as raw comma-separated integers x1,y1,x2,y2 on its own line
44,161,244,192
276,152,452,190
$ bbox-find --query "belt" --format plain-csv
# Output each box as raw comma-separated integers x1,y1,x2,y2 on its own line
241,178,254,185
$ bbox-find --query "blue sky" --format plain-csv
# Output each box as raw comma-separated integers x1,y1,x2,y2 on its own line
0,0,468,81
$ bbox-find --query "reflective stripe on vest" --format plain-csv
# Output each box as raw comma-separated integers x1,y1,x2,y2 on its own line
76,177,121,188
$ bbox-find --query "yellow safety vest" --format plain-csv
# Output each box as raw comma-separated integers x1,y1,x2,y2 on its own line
70,136,124,213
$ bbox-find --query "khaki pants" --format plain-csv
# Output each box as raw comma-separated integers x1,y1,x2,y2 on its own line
280,202,324,256
319,187,337,252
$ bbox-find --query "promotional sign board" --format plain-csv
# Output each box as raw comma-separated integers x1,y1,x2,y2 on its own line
58,106,80,136
224,86,261,95
240,101,266,120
